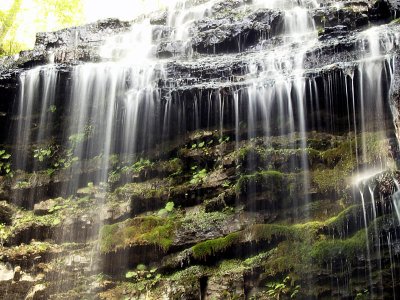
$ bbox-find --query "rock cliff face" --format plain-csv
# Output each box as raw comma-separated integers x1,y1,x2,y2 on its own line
1,0,400,299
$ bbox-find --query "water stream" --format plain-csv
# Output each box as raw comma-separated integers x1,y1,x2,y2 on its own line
7,0,400,298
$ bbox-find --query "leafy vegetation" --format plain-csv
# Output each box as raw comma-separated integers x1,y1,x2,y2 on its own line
31,142,79,175
33,145,54,162
157,201,175,217
0,0,84,56
0,149,12,176
0,0,23,56
190,167,208,184
266,276,300,299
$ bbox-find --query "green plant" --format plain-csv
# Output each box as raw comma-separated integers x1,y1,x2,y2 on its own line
33,146,53,162
53,149,78,169
68,124,94,148
14,181,30,189
355,289,369,300
165,201,174,212
190,167,207,184
222,180,230,188
125,271,138,280
131,158,153,173
0,149,12,176
266,276,300,299
49,105,57,113
108,168,122,183
157,201,175,217
46,168,55,176
218,136,230,144
136,264,147,271
48,204,67,213
0,223,9,246
191,139,215,150
108,158,153,183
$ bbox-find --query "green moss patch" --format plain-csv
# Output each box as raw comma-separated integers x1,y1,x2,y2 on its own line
236,170,286,195
99,216,177,253
192,232,241,260
312,132,394,196
311,229,367,264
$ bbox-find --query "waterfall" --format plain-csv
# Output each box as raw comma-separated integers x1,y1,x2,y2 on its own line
5,0,400,298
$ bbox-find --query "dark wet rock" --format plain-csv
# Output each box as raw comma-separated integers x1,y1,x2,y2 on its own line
370,0,393,20
204,196,227,212
0,201,13,225
25,284,46,300
157,41,186,58
150,11,168,26
319,25,349,40
5,223,55,247
33,199,58,216
35,18,131,51
0,18,132,71
206,274,245,299
192,9,284,54
60,214,99,243
0,280,35,300
314,6,369,30
101,244,167,274
13,266,22,282
159,249,193,273
324,25,349,34
101,201,130,224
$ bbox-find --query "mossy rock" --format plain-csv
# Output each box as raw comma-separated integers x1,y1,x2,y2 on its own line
236,145,323,172
236,170,286,195
191,223,297,261
99,216,177,253
235,170,292,209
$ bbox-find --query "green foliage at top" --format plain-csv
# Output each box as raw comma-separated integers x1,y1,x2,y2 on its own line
0,0,23,56
36,0,83,28
0,0,84,57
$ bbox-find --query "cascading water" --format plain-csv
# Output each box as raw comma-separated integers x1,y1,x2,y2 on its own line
4,0,400,299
